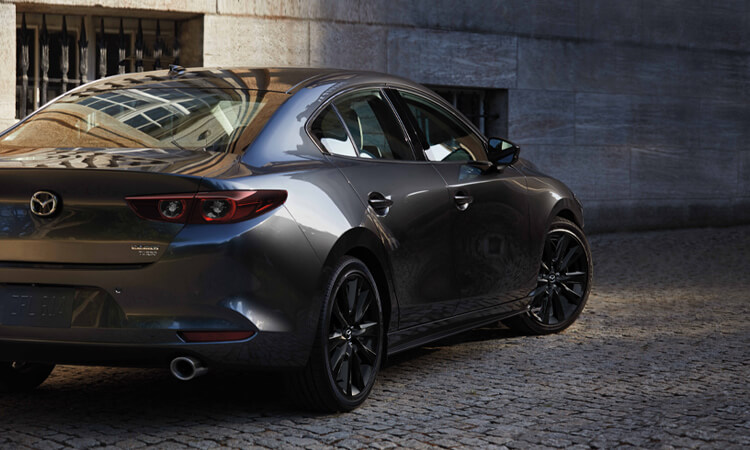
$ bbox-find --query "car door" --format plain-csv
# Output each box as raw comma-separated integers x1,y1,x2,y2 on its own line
308,88,459,328
392,89,535,316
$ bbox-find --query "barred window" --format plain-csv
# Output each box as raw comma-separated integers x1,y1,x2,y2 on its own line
427,86,508,139
15,12,196,119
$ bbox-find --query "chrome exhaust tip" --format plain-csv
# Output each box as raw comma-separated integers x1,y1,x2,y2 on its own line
170,356,208,381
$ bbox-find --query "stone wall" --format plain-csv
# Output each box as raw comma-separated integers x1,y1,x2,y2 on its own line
6,0,750,232
0,3,16,130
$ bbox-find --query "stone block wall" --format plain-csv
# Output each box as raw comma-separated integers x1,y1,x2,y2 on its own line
0,2,17,130
6,0,750,232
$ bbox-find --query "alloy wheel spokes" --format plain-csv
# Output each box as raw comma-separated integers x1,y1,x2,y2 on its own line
541,296,552,323
354,337,377,364
544,238,556,261
353,321,378,336
330,342,347,373
554,234,570,263
350,352,363,396
529,283,548,299
559,282,582,303
328,330,346,350
332,301,350,329
354,285,372,324
529,229,589,326
559,246,581,271
560,271,586,283
339,349,351,394
327,272,381,398
552,291,566,321
344,278,359,320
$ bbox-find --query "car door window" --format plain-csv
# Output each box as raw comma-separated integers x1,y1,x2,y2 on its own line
399,91,487,162
310,105,358,157
334,90,414,161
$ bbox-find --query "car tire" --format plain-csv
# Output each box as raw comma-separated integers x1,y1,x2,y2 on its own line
504,217,593,335
0,362,55,393
290,256,385,412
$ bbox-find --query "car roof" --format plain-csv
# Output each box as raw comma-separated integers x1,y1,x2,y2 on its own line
77,67,426,96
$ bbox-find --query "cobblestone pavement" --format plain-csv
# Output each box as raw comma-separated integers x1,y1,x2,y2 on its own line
1,226,749,449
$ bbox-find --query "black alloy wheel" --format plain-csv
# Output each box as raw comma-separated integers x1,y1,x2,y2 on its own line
327,272,381,398
290,256,384,412
504,218,592,335
0,361,55,393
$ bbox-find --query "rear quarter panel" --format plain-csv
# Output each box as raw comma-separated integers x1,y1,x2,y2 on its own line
237,85,400,332
241,84,401,331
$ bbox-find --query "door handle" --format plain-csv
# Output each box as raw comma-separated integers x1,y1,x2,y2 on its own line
368,192,393,215
454,192,473,211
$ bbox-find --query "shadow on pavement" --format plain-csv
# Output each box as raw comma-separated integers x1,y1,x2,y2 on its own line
0,324,525,422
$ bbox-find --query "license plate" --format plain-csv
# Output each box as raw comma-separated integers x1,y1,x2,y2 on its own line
0,285,74,328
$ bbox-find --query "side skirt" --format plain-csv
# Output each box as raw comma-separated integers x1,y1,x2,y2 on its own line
386,297,530,356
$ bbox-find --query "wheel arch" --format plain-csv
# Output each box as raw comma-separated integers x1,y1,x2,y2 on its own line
548,198,584,230
555,208,580,228
529,197,585,267
321,227,398,338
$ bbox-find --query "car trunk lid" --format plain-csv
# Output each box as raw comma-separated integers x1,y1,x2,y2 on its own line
0,147,244,264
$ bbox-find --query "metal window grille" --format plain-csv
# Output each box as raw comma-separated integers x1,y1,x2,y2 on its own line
16,13,183,119
427,86,504,137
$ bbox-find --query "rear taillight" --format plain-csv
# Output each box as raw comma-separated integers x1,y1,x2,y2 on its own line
126,190,287,224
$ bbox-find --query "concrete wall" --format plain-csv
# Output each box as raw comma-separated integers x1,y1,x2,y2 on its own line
6,0,750,232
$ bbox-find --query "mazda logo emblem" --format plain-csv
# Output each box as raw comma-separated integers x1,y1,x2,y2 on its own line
29,191,59,217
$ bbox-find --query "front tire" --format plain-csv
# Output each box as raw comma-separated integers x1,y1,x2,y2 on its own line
0,362,55,393
504,217,593,335
291,256,384,412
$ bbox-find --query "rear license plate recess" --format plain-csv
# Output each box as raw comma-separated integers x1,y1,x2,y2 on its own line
0,285,74,328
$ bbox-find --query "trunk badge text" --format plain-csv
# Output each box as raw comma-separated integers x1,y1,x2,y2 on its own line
130,244,160,257
29,191,59,217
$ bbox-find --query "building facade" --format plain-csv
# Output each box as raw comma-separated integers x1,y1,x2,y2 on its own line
2,0,749,232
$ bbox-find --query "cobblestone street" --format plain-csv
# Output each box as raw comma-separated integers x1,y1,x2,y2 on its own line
1,226,749,449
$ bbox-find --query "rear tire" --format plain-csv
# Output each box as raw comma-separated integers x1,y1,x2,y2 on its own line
289,256,384,412
504,217,593,335
0,362,55,393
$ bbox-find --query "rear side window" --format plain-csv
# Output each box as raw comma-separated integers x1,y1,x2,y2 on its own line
399,91,487,162
310,106,357,157
333,90,414,161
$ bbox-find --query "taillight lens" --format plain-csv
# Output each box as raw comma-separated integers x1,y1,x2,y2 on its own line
158,199,187,220
201,199,234,221
126,190,287,224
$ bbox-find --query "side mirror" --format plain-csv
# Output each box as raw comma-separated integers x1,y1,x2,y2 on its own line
487,137,520,166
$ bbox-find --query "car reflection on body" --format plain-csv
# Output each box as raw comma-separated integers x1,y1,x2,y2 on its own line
0,67,592,411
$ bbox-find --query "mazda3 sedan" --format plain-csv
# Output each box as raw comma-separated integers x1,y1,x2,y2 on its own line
0,67,592,411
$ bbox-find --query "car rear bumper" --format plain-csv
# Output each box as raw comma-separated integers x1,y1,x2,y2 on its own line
0,207,324,369
0,327,310,369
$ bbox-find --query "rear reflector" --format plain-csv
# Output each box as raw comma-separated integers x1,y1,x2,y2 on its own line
178,331,256,343
126,190,287,224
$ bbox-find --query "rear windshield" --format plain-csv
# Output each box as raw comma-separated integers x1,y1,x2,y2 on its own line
0,87,287,153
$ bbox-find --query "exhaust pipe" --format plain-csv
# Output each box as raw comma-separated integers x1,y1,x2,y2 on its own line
170,356,208,381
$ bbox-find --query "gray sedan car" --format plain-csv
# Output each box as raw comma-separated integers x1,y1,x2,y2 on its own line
0,67,592,411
